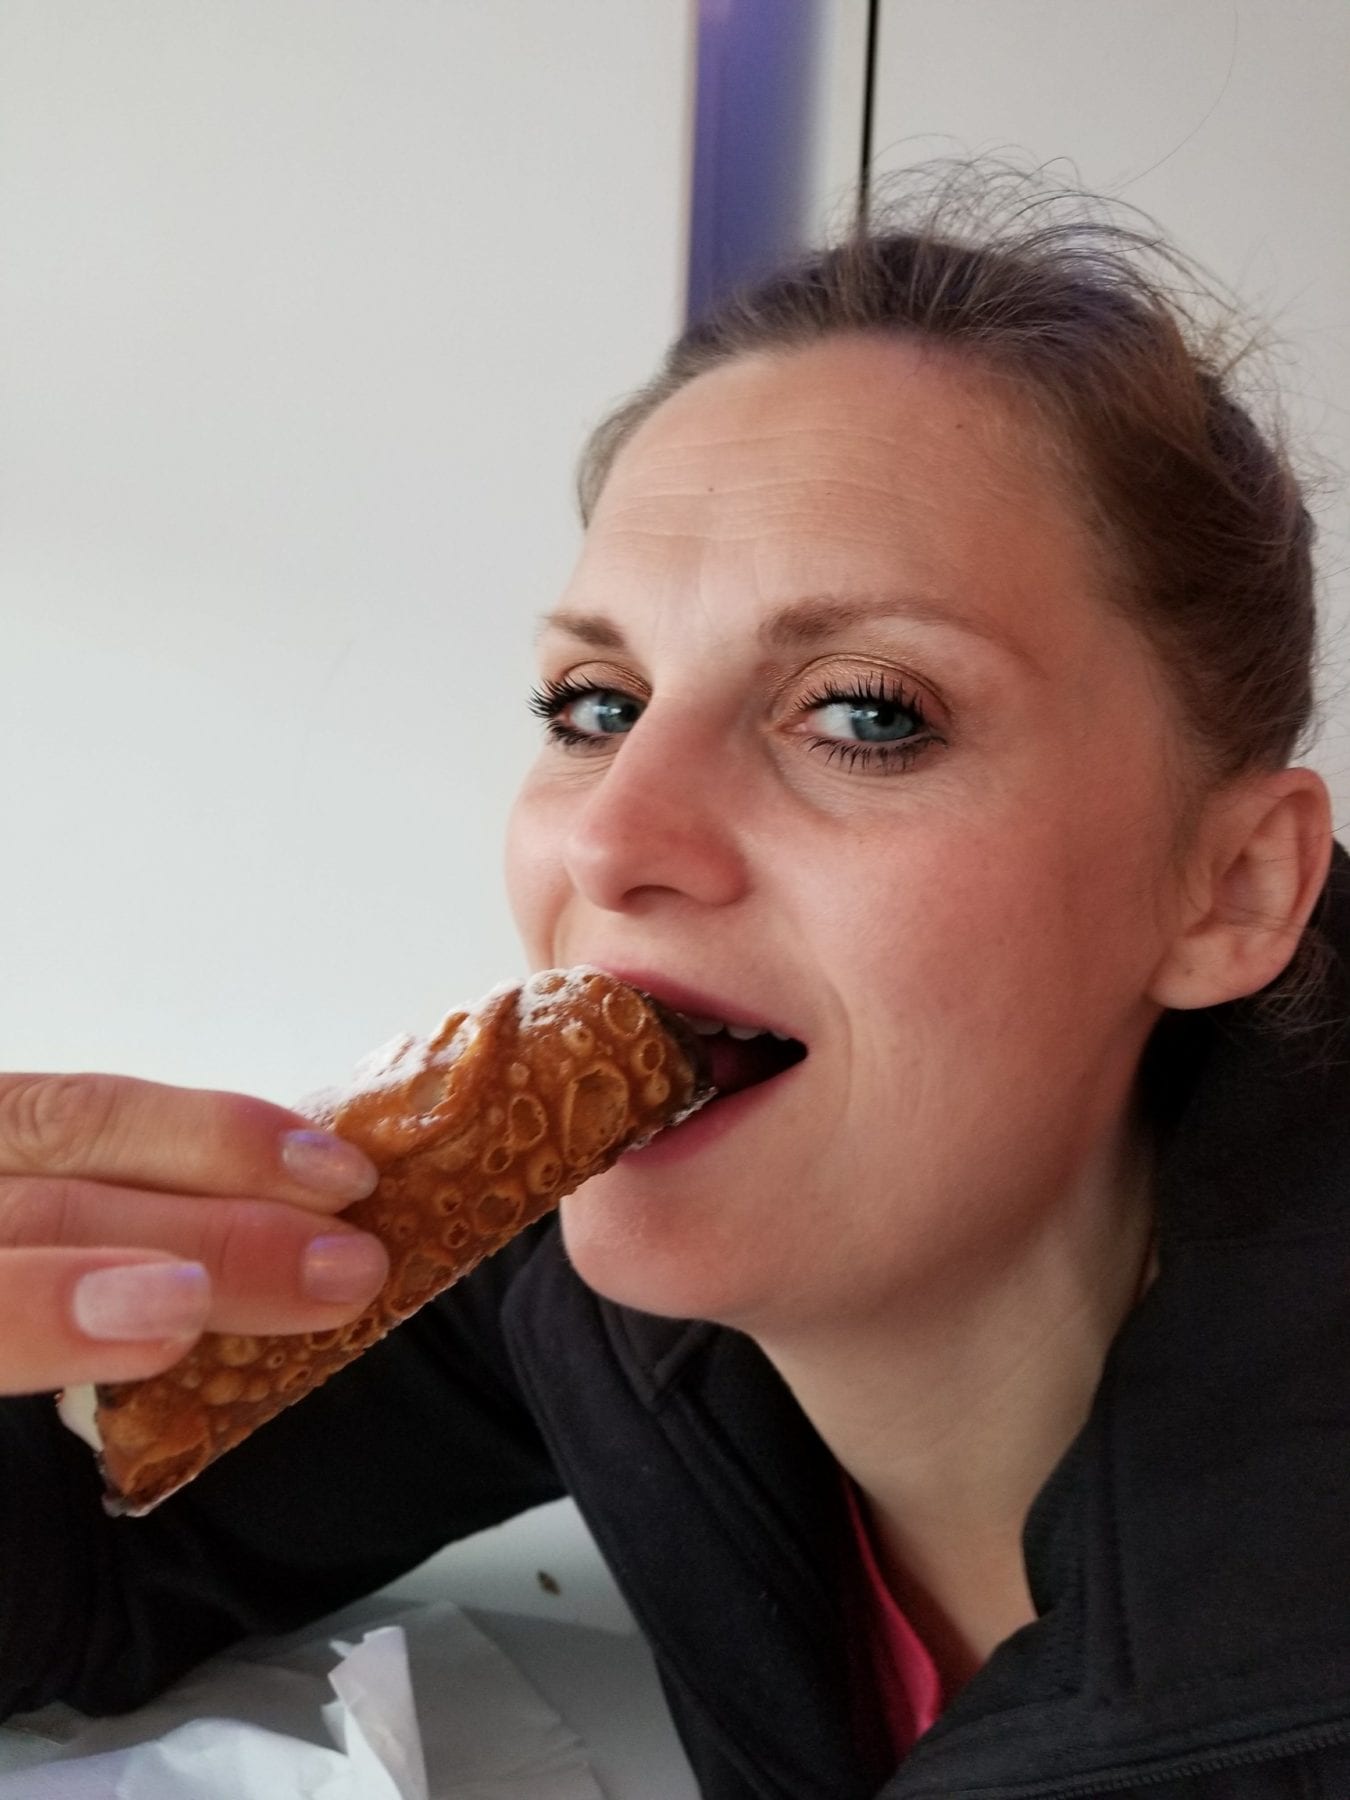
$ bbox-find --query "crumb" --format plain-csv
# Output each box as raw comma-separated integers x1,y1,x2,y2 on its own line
537,1569,561,1595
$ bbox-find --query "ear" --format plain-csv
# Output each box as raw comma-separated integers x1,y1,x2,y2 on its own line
1148,769,1335,1012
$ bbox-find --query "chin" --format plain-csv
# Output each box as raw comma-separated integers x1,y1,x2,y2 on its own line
555,1055,826,1325
558,1174,759,1325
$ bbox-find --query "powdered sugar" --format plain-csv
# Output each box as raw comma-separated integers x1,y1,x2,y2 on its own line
298,967,669,1126
297,1025,459,1126
515,966,605,1032
296,978,534,1123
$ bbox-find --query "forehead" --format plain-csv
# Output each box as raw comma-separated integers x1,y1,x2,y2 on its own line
580,335,1108,627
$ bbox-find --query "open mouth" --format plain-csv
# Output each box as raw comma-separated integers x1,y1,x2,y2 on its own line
679,1015,808,1101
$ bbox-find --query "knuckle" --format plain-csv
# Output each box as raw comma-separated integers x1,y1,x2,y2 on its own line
0,1177,61,1245
0,1074,123,1176
218,1089,282,1138
199,1198,292,1297
211,1091,286,1179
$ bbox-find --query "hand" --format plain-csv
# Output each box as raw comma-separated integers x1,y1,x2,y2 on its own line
0,1072,389,1395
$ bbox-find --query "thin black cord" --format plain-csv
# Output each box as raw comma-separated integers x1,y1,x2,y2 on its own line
858,0,881,223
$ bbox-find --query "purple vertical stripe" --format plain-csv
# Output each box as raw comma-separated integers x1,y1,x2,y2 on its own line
686,0,824,323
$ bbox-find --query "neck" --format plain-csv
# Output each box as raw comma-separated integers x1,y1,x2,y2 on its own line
758,1104,1159,1697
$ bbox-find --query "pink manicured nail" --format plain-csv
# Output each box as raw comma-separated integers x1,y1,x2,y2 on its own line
301,1233,389,1305
72,1262,211,1342
281,1130,379,1200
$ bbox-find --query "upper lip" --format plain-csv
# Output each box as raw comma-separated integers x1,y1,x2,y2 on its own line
588,965,806,1045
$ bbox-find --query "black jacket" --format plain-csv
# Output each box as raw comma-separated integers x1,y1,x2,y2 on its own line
4,848,1350,1798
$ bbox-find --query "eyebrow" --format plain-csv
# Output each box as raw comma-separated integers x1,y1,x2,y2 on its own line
537,593,1036,670
536,609,627,650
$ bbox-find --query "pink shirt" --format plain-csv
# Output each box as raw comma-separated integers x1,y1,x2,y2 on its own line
843,1477,947,1758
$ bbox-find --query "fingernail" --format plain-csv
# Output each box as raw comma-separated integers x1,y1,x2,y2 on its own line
72,1262,211,1343
281,1130,379,1200
301,1233,389,1305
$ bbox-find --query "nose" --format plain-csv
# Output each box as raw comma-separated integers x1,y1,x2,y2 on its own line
562,707,749,914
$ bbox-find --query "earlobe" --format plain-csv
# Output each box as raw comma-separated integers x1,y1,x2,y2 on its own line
1147,771,1334,1013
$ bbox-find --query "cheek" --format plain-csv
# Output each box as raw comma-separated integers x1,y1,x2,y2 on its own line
503,780,566,964
816,809,1155,1067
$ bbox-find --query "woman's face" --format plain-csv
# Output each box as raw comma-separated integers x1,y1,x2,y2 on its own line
506,335,1181,1337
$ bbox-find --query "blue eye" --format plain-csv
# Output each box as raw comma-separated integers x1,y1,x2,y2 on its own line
528,670,939,776
568,689,642,736
798,674,938,774
810,695,920,745
529,677,644,747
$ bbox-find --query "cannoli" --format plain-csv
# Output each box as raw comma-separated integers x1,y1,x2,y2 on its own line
59,969,711,1516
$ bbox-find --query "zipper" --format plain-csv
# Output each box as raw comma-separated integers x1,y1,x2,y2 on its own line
922,1712,1350,1799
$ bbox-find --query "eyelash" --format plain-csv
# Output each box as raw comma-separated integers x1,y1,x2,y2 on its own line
529,666,943,770
795,673,937,773
527,671,940,776
527,675,629,748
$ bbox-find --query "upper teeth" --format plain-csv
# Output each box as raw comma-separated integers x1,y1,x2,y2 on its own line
685,1014,790,1042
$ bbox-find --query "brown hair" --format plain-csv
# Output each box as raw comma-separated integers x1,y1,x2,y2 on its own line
575,163,1335,1035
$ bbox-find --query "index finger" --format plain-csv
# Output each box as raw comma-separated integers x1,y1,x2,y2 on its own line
0,1074,378,1213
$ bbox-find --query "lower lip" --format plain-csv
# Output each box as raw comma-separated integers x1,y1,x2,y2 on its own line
624,1060,806,1169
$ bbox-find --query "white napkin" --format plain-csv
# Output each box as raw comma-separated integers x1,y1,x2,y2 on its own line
323,1626,429,1799
0,1608,603,1799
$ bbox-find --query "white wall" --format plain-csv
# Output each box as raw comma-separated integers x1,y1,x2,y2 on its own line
1,3,693,1101
867,0,1350,828
803,0,872,240
9,3,1343,1106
